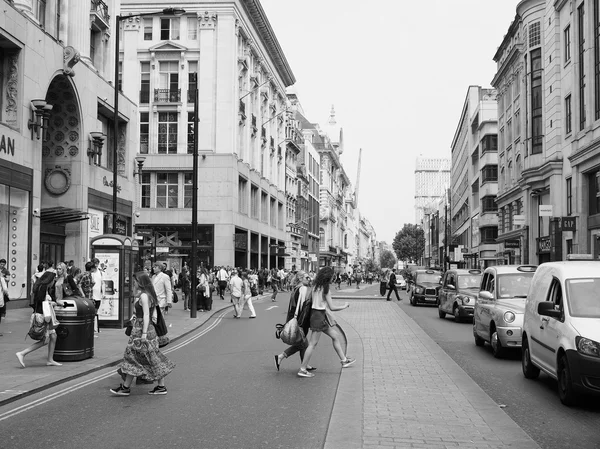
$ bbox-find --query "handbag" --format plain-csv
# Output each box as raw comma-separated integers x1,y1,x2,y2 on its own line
172,291,179,303
124,319,133,336
154,306,168,337
27,313,47,341
280,317,304,345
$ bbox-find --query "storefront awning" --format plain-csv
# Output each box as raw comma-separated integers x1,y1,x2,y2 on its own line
41,207,89,224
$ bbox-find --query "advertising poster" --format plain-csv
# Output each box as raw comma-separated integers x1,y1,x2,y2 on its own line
95,251,120,321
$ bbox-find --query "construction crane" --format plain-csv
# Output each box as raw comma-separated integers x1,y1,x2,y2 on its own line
354,147,362,208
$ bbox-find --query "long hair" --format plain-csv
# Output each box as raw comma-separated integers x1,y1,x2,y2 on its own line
33,271,56,304
291,270,307,289
313,266,334,296
133,271,158,308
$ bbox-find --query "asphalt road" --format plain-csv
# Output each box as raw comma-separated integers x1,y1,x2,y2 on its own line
0,298,344,449
387,285,600,449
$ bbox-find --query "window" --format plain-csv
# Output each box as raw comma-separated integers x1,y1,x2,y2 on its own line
270,197,276,226
188,17,197,40
529,21,541,48
140,112,149,154
188,61,197,103
141,173,151,208
531,48,543,153
481,135,497,153
156,173,178,208
143,18,153,40
158,61,179,102
238,177,248,214
565,94,572,134
565,25,572,62
251,185,259,219
480,227,498,244
579,3,587,130
567,177,573,216
261,191,268,222
90,30,99,66
507,119,513,145
140,62,150,103
187,112,195,154
589,171,600,215
160,18,180,40
55,0,61,39
278,202,284,230
158,112,177,154
37,0,47,28
184,173,193,208
515,109,521,137
482,165,498,183
482,196,497,213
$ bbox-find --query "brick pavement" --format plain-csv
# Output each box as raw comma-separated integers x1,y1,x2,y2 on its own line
325,301,541,449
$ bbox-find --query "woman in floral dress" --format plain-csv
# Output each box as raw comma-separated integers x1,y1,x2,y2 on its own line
110,271,175,396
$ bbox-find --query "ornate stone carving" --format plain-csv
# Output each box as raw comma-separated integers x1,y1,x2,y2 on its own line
5,53,18,126
198,11,217,29
124,16,141,31
63,46,80,77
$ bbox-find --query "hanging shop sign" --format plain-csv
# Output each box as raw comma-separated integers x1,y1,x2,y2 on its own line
504,239,520,249
513,215,526,226
560,216,576,231
537,236,551,253
539,205,553,217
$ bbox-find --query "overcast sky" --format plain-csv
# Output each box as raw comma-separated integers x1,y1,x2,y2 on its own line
260,0,518,243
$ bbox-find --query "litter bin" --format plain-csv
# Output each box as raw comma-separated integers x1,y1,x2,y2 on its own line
54,296,96,362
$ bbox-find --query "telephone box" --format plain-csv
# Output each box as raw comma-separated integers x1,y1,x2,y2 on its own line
90,234,136,329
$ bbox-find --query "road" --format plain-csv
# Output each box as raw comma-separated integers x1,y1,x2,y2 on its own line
0,299,344,449
386,285,600,449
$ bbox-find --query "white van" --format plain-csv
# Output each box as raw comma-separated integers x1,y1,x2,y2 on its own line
521,258,600,405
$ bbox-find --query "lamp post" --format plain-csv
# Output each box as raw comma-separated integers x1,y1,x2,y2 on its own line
112,7,185,234
190,72,199,318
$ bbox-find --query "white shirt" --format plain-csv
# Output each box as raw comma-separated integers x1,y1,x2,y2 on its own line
91,270,103,300
218,268,229,282
230,275,243,298
152,272,173,308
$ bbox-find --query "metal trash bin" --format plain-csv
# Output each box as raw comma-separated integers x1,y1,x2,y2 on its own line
54,296,95,362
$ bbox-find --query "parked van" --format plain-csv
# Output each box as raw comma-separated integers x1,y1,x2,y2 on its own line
521,257,600,405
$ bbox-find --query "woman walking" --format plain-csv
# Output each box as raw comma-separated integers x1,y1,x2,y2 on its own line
180,267,191,311
53,262,83,300
298,266,354,378
110,271,175,396
15,271,62,367
239,271,256,318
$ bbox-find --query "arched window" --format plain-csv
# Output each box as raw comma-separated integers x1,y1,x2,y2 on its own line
515,155,522,181
500,167,505,191
507,161,513,187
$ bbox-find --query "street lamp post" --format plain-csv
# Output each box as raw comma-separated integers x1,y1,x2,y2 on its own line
112,8,185,234
190,73,199,318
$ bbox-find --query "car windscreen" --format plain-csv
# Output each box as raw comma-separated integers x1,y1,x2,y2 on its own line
565,278,600,318
497,273,534,298
397,275,405,281
417,273,441,284
457,274,482,289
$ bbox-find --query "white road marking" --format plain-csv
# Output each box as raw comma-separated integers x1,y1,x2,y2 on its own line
265,306,278,310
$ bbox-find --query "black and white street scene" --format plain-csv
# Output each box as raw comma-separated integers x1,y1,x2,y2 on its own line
1,1,600,448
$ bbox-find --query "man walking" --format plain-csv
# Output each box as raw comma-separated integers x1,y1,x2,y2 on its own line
229,269,243,318
386,269,401,301
217,266,229,300
152,263,173,313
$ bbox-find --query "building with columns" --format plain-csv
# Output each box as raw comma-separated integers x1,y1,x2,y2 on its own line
120,0,295,270
1,0,138,306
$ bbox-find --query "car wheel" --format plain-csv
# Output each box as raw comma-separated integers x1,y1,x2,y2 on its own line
490,327,505,358
453,305,461,323
558,355,577,406
473,321,485,347
522,337,540,379
438,307,446,319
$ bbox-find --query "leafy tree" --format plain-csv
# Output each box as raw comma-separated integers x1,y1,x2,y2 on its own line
379,250,397,269
363,257,378,273
392,223,425,264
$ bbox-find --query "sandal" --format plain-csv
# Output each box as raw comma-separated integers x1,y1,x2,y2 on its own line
274,354,281,371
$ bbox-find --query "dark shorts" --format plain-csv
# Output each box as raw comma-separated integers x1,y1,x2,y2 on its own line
94,300,101,311
310,309,335,332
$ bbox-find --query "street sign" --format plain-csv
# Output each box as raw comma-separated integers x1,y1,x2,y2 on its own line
513,215,526,226
539,205,553,217
156,247,169,253
461,248,469,253
561,216,576,231
505,239,520,248
136,229,153,237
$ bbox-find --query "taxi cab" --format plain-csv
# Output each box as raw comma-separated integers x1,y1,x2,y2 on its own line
521,256,600,405
408,269,442,306
437,269,482,322
473,264,537,358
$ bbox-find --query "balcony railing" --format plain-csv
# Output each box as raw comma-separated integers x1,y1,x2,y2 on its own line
139,90,150,104
90,0,110,29
285,124,303,147
154,88,181,103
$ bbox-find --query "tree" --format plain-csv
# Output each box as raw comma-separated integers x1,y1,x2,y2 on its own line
392,223,425,264
379,250,397,269
363,258,378,273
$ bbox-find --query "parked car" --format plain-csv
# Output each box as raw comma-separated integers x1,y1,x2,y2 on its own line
473,264,537,357
522,256,600,405
438,269,482,322
396,274,407,290
408,269,442,306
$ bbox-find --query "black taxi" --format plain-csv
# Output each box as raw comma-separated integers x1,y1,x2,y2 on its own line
438,269,482,322
408,269,443,306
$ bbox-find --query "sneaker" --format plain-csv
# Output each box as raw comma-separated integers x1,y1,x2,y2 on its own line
297,369,315,378
110,384,131,396
341,357,356,368
148,385,167,395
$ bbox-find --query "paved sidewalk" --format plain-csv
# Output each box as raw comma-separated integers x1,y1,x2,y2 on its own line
325,301,541,449
0,293,239,406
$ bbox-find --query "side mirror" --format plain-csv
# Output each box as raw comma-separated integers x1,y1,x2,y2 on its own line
479,291,493,301
446,284,456,290
538,301,562,319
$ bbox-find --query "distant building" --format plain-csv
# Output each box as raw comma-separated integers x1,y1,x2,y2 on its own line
414,157,450,225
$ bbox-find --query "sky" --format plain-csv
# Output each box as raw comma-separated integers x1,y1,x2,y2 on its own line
259,0,519,243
